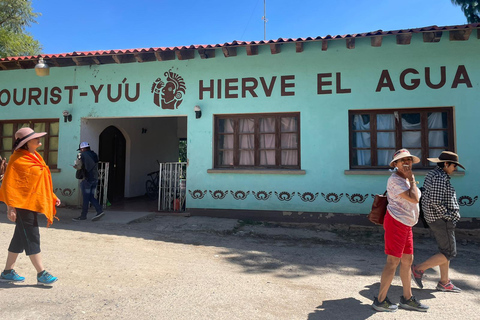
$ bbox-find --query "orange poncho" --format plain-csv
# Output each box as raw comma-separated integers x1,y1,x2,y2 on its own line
0,149,58,227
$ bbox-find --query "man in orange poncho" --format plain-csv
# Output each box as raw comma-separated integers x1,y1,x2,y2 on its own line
0,127,60,286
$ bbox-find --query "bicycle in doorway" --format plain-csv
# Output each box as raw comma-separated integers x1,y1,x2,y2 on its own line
145,167,160,200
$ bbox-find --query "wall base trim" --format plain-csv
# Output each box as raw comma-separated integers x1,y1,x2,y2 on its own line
188,208,480,230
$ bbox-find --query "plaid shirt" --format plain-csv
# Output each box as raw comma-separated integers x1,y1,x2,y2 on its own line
421,167,460,223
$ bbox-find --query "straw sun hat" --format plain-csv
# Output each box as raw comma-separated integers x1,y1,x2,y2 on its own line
13,127,47,150
389,149,420,167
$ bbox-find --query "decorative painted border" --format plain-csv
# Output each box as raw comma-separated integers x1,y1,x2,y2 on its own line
321,193,343,203
231,190,250,200
274,191,295,201
189,189,207,199
54,188,75,197
252,191,272,200
186,189,478,206
298,192,319,202
209,190,228,200
346,193,369,203
458,196,478,207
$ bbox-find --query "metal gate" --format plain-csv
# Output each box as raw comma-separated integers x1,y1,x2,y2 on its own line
158,162,187,211
97,161,109,209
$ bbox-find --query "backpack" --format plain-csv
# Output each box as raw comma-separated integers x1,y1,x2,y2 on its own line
74,153,85,180
0,156,7,181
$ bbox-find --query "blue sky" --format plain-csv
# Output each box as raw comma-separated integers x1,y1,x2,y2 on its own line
29,0,469,54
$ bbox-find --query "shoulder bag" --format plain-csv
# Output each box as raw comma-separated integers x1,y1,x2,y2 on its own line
368,191,388,225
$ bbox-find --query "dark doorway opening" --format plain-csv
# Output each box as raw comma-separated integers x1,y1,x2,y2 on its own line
99,126,126,203
179,138,187,163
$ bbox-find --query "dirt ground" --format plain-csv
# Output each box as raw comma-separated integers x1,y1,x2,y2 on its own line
0,208,479,320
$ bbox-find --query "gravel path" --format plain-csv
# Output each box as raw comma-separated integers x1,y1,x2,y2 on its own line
0,211,479,320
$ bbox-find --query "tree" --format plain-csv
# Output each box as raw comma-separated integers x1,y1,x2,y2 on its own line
0,0,42,58
451,0,480,23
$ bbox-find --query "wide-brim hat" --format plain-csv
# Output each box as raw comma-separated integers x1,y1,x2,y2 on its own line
427,151,465,170
14,127,47,150
389,149,421,167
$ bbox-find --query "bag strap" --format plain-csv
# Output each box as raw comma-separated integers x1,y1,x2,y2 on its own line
383,190,387,196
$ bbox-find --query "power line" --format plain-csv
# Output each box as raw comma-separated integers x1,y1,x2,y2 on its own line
240,0,261,40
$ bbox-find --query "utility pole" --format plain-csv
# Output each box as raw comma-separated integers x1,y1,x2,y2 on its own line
262,0,267,40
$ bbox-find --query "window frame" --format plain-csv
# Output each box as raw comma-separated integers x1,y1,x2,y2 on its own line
348,107,454,169
0,119,59,169
214,112,301,170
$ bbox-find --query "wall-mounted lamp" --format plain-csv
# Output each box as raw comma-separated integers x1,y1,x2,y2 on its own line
62,110,72,122
35,57,50,77
194,105,202,119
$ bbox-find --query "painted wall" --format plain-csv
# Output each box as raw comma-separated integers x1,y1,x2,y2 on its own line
0,31,478,217
185,33,479,218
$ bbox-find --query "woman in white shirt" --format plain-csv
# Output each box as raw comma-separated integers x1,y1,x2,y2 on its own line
372,149,429,313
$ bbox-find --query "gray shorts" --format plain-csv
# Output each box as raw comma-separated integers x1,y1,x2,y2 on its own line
427,218,456,260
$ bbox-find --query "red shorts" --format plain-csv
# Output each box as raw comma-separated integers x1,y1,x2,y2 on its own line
383,210,413,258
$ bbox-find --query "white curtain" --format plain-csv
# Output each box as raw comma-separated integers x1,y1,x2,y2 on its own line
260,118,275,165
239,119,254,165
220,116,298,166
280,117,298,165
353,115,371,165
354,112,447,166
377,114,395,165
427,112,447,160
220,119,234,165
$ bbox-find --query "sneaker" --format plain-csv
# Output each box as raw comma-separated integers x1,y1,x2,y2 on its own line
411,264,424,289
0,270,25,282
436,280,461,293
37,271,58,286
72,216,87,222
372,296,398,312
91,211,105,221
399,295,429,312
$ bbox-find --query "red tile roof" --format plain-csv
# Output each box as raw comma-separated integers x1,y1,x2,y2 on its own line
0,23,478,67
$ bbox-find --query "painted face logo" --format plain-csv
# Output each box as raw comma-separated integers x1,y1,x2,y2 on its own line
151,71,186,109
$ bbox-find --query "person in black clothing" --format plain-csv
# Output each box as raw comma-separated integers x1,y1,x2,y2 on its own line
73,142,105,222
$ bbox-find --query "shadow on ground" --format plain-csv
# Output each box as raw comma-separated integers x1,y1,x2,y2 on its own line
308,297,375,320
1,204,479,292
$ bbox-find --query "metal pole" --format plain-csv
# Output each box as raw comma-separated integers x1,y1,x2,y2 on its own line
168,163,172,211
157,163,163,211
263,0,266,40
103,162,109,209
174,163,178,211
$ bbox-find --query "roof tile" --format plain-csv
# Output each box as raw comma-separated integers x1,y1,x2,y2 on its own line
1,23,479,63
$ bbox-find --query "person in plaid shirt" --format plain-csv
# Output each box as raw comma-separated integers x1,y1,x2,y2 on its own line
411,151,465,293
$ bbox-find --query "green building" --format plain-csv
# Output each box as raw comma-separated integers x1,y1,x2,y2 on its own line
1,23,479,227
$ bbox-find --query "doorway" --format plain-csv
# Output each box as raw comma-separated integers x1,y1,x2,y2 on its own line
99,126,126,203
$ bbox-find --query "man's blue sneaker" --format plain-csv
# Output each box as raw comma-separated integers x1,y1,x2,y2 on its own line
0,270,25,282
37,271,58,286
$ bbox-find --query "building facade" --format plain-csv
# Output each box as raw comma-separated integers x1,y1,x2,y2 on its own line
1,23,479,226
